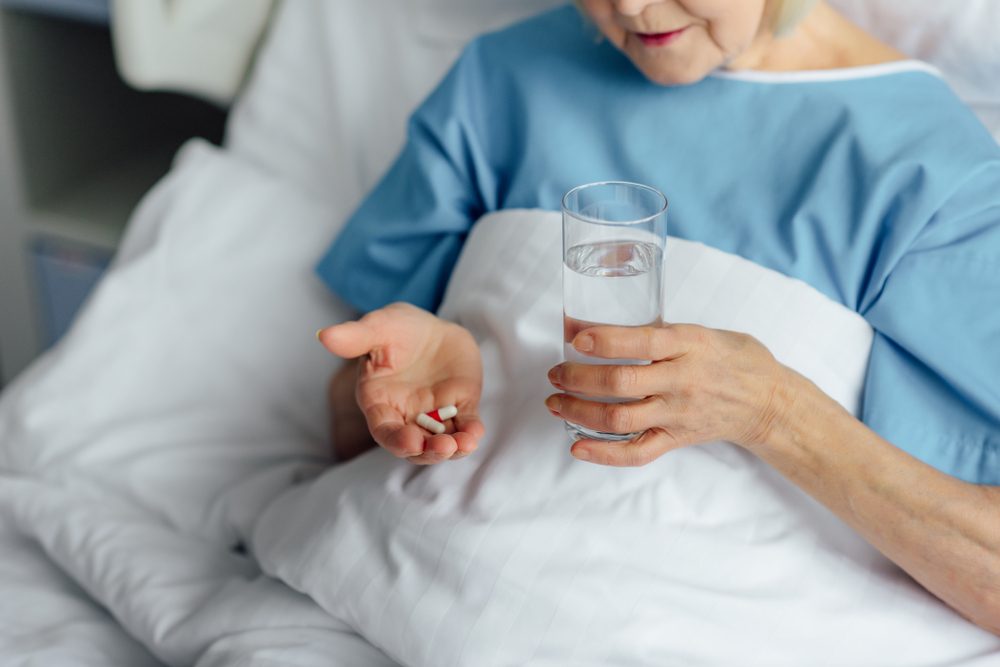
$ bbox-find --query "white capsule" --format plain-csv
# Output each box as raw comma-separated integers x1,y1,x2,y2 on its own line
433,405,458,421
416,413,446,434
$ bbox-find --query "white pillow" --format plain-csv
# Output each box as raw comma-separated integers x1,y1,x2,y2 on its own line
831,0,1000,140
110,0,274,106
224,0,563,213
831,0,1000,106
0,141,346,542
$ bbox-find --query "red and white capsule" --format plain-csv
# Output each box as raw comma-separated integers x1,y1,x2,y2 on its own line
415,405,458,435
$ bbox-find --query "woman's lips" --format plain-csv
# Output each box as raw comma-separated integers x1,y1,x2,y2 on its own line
635,27,687,47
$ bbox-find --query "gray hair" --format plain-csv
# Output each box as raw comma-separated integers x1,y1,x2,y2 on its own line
771,0,821,35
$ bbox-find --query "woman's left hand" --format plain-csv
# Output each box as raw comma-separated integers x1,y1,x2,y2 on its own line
546,324,792,466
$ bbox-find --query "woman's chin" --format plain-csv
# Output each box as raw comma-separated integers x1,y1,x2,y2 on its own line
639,64,712,87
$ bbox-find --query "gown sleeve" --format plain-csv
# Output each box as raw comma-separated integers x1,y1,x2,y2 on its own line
315,42,495,313
861,162,1000,485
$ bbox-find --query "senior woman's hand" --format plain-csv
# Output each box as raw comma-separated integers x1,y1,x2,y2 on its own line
547,323,1000,636
318,303,485,465
546,323,793,465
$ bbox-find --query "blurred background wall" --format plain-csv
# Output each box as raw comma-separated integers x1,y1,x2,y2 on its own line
0,0,246,386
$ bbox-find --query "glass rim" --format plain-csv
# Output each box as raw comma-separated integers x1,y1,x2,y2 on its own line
561,180,668,227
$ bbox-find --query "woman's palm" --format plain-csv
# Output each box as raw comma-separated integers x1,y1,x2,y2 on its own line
321,303,484,464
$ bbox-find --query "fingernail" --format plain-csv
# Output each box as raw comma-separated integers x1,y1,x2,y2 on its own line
547,366,564,388
545,396,562,415
315,329,324,341
574,334,594,352
573,447,591,461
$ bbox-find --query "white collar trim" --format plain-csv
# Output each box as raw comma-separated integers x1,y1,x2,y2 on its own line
709,60,942,84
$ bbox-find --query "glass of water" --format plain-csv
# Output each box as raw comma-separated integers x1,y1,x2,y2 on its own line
561,181,668,442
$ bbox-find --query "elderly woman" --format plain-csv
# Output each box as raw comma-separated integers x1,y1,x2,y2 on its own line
316,0,1000,635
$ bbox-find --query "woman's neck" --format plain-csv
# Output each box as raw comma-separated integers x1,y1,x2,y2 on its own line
726,1,909,73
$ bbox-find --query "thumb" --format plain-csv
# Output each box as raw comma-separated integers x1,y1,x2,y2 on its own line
317,320,379,359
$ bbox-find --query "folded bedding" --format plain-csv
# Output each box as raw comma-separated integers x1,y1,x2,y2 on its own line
0,476,400,667
0,514,160,667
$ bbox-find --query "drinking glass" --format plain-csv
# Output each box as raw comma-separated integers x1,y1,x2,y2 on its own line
562,181,668,442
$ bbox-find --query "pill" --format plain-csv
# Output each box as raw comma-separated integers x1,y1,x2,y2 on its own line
425,405,458,423
416,413,446,434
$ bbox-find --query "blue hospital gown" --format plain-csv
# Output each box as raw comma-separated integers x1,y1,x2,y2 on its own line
317,6,1000,484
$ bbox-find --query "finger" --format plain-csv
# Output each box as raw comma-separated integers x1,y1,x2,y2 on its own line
318,320,379,359
452,413,485,453
385,425,429,459
424,433,460,460
549,362,661,399
409,424,481,463
407,453,443,465
572,325,689,361
365,403,423,457
570,428,682,467
545,394,666,435
451,430,480,455
406,433,460,465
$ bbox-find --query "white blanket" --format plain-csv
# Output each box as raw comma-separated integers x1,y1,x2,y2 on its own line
254,209,1000,667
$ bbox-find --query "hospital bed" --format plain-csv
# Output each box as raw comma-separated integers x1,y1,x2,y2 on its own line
1,1,999,665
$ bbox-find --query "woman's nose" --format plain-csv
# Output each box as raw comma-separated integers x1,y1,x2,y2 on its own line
611,0,662,17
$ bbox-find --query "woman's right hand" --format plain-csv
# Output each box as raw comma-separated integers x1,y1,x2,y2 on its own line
318,303,485,465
